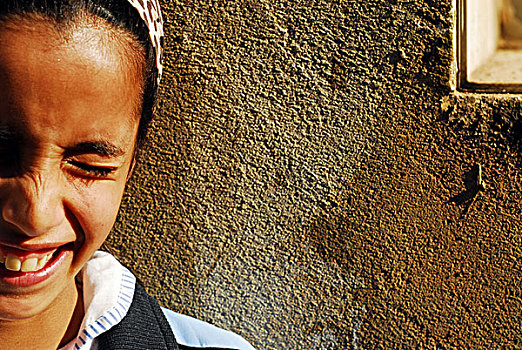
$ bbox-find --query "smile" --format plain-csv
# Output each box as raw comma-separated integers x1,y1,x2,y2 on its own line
0,245,73,288
0,249,55,272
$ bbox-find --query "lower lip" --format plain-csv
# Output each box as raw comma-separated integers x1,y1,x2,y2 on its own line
0,248,70,288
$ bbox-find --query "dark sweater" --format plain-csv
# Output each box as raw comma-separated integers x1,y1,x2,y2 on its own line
97,283,179,350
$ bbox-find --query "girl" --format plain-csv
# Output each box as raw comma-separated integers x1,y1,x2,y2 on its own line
0,1,255,349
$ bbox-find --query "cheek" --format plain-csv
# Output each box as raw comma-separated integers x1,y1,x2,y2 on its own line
73,182,126,245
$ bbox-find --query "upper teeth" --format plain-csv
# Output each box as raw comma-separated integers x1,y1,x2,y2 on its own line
0,253,53,272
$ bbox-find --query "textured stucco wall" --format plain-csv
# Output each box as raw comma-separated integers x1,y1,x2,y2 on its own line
107,0,522,349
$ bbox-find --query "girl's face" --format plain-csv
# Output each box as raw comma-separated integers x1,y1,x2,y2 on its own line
0,20,142,320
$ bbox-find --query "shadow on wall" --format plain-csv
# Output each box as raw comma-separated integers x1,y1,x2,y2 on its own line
295,209,367,349
441,95,522,165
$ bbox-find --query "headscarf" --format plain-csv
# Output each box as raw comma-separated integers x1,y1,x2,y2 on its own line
126,0,164,84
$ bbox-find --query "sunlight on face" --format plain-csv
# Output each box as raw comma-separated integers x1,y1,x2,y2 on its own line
0,18,143,321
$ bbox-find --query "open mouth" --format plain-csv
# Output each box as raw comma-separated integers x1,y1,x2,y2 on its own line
0,249,57,273
0,244,74,286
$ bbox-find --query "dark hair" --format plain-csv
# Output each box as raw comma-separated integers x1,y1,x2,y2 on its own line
0,0,159,148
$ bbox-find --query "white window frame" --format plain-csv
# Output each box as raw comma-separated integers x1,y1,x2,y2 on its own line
458,0,522,92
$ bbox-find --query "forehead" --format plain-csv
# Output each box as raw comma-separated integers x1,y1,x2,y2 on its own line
0,16,142,94
0,18,143,146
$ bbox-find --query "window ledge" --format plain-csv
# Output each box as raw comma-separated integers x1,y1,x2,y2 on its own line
469,49,522,83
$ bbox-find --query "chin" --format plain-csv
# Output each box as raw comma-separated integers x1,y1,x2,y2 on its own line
0,296,53,321
0,252,77,321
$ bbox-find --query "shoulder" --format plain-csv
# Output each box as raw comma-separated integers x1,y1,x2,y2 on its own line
161,307,256,350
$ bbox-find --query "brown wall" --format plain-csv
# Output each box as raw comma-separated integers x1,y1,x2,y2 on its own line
107,0,522,348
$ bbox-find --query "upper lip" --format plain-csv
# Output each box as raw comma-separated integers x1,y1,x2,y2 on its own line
0,241,73,253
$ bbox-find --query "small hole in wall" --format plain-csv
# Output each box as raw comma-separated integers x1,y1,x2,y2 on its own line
458,0,522,92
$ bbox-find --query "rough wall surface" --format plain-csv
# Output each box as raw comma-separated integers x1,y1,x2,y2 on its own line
107,0,522,348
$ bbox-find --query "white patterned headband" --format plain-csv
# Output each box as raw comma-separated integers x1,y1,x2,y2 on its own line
126,0,164,84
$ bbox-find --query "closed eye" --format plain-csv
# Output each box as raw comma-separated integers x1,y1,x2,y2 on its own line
66,160,117,178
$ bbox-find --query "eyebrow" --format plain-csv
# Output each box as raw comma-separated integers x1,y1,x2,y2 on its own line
0,127,125,157
67,141,125,157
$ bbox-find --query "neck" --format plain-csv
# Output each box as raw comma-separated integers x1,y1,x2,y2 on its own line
0,282,83,350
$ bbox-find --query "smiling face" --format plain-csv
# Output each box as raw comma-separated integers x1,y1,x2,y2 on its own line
0,16,144,321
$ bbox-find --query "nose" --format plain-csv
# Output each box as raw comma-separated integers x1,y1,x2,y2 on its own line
2,172,64,237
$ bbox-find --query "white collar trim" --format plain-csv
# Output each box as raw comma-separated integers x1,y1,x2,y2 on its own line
60,251,136,350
